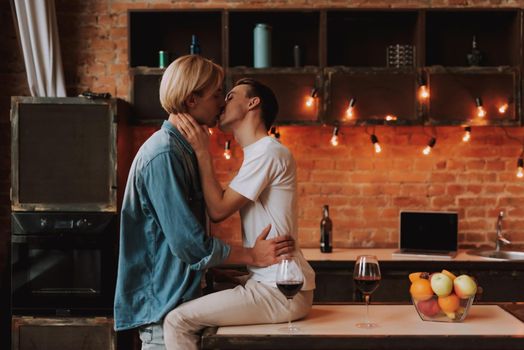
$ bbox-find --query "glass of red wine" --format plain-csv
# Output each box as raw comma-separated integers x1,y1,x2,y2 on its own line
276,257,304,333
353,255,381,328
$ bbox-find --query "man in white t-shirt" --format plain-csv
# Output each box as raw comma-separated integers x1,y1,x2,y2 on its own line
163,78,315,350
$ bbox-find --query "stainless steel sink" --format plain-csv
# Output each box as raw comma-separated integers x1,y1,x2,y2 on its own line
468,249,524,261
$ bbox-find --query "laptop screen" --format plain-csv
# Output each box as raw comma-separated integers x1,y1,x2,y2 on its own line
400,211,458,252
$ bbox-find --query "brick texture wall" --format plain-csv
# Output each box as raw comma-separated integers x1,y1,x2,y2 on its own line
2,1,524,268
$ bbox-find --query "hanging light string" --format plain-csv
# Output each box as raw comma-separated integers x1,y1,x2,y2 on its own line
502,126,524,178
475,97,486,118
269,126,280,139
223,140,232,160
462,126,472,142
422,126,437,155
330,124,340,146
365,126,382,153
345,97,356,120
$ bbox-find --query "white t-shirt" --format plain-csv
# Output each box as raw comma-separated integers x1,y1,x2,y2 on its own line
229,136,315,291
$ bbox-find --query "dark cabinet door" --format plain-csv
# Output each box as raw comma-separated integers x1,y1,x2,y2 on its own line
229,68,322,124
325,68,418,125
427,67,520,125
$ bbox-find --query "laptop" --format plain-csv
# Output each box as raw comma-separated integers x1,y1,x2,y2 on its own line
392,211,458,260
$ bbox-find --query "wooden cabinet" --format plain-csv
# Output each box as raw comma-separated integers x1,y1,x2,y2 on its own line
426,67,520,125
310,260,524,303
129,67,166,123
128,8,523,126
12,316,116,350
228,11,320,68
128,10,223,67
325,68,418,125
228,67,322,124
423,10,522,125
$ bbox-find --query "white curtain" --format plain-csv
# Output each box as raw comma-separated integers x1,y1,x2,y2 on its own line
12,0,66,97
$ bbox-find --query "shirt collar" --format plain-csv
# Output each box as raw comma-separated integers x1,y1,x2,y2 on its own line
162,120,194,154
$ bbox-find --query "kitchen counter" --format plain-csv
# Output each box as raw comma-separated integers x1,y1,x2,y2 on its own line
302,248,523,262
202,303,524,350
302,248,524,303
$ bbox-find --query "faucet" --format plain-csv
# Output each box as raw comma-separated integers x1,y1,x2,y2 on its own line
495,211,511,251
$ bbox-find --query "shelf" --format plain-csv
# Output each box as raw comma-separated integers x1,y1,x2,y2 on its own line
127,9,523,125
228,10,320,68
425,9,521,67
129,10,222,68
327,10,420,67
130,68,167,123
324,67,418,125
426,67,519,125
227,68,322,124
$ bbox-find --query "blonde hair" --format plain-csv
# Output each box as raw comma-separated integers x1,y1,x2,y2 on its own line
159,55,224,114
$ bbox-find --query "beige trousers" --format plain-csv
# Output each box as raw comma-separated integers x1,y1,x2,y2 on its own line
163,279,313,350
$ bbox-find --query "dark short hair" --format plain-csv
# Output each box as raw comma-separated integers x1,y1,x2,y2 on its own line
234,78,278,131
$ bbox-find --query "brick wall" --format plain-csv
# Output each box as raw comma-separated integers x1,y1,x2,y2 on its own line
2,1,524,266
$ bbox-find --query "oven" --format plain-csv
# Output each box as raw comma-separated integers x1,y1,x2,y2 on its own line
11,212,117,316
9,97,120,317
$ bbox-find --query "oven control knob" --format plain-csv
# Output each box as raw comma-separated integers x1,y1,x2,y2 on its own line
76,219,89,229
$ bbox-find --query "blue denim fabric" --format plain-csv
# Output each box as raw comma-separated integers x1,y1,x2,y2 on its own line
114,121,231,331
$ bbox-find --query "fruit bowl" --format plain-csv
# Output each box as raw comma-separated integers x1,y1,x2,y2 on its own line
409,270,477,323
412,294,474,322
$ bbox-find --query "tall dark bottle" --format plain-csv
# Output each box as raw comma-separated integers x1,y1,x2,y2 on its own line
190,34,201,55
320,205,332,253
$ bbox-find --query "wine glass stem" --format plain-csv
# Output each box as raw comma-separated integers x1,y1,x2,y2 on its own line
364,294,370,324
287,298,292,330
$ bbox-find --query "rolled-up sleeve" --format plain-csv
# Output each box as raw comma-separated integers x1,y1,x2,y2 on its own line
141,152,230,270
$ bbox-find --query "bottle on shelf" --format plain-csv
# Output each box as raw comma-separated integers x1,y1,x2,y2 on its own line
253,23,271,68
190,34,201,55
158,50,168,68
320,205,332,253
466,35,483,66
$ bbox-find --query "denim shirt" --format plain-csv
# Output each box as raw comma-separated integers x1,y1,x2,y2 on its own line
114,121,231,331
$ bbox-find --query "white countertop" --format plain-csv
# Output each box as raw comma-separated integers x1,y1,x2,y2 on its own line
302,248,511,262
217,304,524,336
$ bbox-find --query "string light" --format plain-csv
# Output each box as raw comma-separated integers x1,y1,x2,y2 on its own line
370,134,381,153
269,126,280,139
345,98,356,120
499,103,509,114
223,140,231,160
208,128,214,135
305,88,318,108
517,158,524,178
502,127,524,180
462,126,471,142
418,85,430,100
475,97,486,118
330,126,339,146
418,75,430,100
422,137,436,155
385,115,397,121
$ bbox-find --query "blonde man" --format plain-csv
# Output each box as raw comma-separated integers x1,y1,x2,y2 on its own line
114,55,294,350
163,79,315,350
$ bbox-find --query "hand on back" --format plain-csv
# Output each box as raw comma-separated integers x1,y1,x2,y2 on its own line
251,224,295,267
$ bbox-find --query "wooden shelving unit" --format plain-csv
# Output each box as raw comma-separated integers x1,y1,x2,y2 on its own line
127,8,523,126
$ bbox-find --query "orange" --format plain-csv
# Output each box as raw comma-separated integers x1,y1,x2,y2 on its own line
441,269,457,281
410,278,433,301
409,272,422,283
438,293,460,312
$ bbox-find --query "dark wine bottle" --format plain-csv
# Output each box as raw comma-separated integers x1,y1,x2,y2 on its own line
320,205,332,253
466,35,483,66
190,34,201,55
